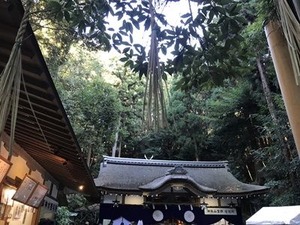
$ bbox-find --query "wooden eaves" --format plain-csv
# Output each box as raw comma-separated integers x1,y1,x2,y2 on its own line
0,0,98,197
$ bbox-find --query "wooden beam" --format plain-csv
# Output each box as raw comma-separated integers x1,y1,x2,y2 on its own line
265,21,300,157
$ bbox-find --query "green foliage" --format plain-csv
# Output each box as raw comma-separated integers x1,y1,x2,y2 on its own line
66,194,99,224
171,0,250,88
42,0,111,49
56,206,72,225
138,129,179,159
137,84,209,161
167,89,209,160
112,67,145,157
204,79,262,179
54,44,122,176
103,0,254,90
32,0,277,91
32,7,73,76
67,194,87,210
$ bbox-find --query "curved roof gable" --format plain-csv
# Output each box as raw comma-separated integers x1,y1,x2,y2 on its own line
94,156,269,197
139,166,217,195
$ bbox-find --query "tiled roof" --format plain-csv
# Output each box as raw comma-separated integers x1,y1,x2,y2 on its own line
94,156,268,197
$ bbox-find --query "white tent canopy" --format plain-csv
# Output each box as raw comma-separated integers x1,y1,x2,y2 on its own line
246,206,300,225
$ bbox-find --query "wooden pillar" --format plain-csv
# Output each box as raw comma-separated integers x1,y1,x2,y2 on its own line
265,21,300,157
292,0,300,20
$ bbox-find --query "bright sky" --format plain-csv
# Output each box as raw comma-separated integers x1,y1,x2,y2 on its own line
104,1,197,57
160,1,194,26
99,1,199,83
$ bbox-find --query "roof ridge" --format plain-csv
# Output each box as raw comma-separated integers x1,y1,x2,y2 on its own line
102,156,227,168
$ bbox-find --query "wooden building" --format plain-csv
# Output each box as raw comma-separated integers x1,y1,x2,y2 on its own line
0,0,98,224
95,156,268,225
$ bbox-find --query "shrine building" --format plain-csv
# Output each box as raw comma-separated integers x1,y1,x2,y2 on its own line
94,156,269,225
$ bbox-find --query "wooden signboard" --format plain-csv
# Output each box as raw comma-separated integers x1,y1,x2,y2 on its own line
12,175,38,205
26,184,48,208
12,175,48,208
0,155,11,184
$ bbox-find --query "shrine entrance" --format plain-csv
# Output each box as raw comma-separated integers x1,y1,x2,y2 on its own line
160,219,185,225
99,203,241,225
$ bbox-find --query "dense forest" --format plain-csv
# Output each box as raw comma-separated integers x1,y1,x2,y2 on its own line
28,0,300,223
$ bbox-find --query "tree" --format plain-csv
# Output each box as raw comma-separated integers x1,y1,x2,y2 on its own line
32,0,111,49
109,59,145,158
30,0,253,130
56,206,72,225
167,88,209,161
203,79,258,176
54,44,121,176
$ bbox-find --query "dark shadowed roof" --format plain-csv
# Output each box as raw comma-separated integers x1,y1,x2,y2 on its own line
94,156,268,197
0,0,97,197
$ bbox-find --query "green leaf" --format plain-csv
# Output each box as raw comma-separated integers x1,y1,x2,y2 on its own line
119,30,128,36
126,22,133,33
227,3,237,13
229,19,240,32
124,60,134,68
156,13,167,26
64,10,71,22
207,9,215,24
116,11,123,20
133,44,144,53
123,47,130,53
120,57,128,62
235,16,248,25
132,19,140,29
57,11,64,21
144,17,151,30
121,41,131,46
221,18,229,35
185,17,193,25
195,12,205,23
64,0,73,9
165,29,176,36
112,33,122,42
138,14,147,23
189,24,198,38
215,6,226,15
47,1,62,12
141,0,149,8
181,13,191,18
161,45,167,55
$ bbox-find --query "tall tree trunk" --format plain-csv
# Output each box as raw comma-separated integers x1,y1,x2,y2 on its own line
256,57,293,161
256,57,280,128
193,136,199,161
111,131,119,157
118,137,122,157
112,117,121,157
87,146,92,167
